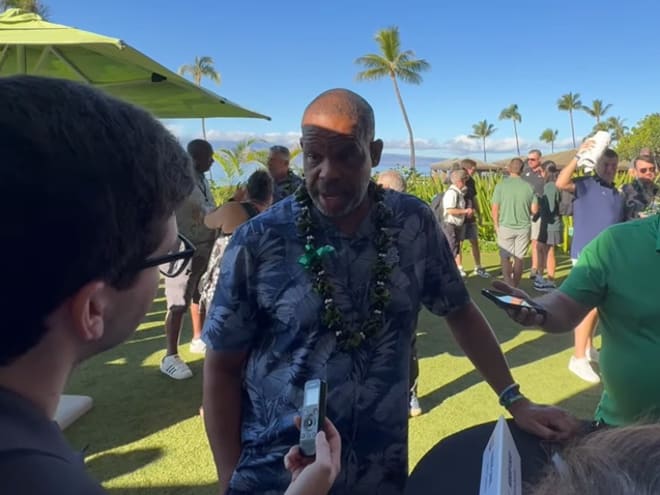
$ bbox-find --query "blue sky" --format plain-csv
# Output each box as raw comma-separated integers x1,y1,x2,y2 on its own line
48,0,659,162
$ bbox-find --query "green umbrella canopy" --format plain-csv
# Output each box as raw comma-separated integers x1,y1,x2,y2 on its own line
0,8,270,120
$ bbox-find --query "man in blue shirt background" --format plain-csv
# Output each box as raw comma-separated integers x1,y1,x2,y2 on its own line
556,142,623,384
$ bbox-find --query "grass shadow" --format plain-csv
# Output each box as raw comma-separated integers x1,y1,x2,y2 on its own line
87,448,164,482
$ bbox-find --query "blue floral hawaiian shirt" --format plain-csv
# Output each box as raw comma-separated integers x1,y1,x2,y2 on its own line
272,171,304,203
203,190,470,494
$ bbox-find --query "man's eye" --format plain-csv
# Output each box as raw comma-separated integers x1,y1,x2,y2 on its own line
305,152,322,164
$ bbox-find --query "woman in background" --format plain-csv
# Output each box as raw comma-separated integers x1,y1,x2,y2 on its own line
199,169,274,312
534,161,562,292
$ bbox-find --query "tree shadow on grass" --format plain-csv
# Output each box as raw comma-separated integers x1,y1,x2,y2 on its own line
419,331,575,413
86,448,163,482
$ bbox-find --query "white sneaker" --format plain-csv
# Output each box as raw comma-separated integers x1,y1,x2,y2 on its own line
160,354,193,380
568,356,600,383
587,347,600,363
458,267,467,277
189,338,206,355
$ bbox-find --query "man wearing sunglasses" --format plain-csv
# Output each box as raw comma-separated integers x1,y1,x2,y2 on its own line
268,145,304,203
0,76,194,493
161,139,217,380
622,154,659,220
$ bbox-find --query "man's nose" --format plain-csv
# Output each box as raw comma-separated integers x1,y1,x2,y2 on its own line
318,160,341,180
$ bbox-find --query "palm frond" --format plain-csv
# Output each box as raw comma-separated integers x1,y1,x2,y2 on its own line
356,67,391,81
375,26,401,62
395,67,423,84
355,54,391,70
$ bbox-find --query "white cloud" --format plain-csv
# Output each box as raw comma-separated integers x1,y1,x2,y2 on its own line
386,135,576,156
205,129,301,147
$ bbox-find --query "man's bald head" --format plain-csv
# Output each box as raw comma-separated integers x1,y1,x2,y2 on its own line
302,89,375,142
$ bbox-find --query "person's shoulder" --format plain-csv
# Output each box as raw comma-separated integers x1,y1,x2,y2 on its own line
385,189,435,221
231,195,297,242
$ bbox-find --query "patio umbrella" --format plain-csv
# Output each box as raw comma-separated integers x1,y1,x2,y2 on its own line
0,8,270,120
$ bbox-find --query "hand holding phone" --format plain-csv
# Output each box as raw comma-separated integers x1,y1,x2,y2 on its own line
481,284,547,327
299,379,327,457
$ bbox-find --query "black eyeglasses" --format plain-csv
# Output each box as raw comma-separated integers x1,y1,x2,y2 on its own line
139,233,196,278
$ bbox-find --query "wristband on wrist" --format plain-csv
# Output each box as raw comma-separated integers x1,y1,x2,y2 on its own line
498,383,524,408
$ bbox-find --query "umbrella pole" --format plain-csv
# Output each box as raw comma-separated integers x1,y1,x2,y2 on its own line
17,45,26,73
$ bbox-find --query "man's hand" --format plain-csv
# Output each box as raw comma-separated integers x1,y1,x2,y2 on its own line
284,417,341,495
465,207,474,217
491,281,545,327
232,186,247,202
509,398,582,442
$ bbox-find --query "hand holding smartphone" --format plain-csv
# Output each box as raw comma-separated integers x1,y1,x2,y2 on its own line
481,288,547,316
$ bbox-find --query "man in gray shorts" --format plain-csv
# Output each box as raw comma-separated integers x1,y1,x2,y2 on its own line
522,149,545,279
492,158,538,287
162,139,217,379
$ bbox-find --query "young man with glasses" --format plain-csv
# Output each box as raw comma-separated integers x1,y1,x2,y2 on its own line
0,76,195,493
161,139,217,379
622,154,659,220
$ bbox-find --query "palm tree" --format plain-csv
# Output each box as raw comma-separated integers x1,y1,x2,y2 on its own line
498,104,522,156
582,99,612,125
539,128,559,153
1,0,48,17
469,120,497,163
178,56,221,140
213,138,268,184
355,26,430,170
606,116,628,143
557,92,582,148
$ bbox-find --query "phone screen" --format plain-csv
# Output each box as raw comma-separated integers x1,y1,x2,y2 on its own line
497,294,536,308
304,385,318,406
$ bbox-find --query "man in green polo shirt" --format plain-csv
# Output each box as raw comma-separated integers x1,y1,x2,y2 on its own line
494,215,660,426
492,158,538,287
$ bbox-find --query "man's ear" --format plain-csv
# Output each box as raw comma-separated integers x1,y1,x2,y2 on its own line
371,139,384,168
68,281,108,342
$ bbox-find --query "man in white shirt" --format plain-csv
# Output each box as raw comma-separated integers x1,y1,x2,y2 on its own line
442,169,473,275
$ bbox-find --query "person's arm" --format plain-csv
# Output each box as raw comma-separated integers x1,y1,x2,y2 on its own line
491,184,500,232
201,236,260,492
556,157,577,193
204,203,228,229
492,228,611,331
204,349,248,493
444,189,472,216
420,208,580,440
530,195,539,216
557,140,594,193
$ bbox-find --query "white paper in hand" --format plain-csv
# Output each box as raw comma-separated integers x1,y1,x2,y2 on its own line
479,416,521,495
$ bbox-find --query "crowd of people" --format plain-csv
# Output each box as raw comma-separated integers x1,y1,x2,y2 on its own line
2,75,660,495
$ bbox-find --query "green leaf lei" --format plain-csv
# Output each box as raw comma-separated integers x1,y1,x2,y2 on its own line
295,182,394,350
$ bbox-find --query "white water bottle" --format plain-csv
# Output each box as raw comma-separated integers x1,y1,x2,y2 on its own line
576,130,611,173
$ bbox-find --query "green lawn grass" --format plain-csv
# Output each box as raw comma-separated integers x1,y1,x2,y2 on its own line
64,252,601,494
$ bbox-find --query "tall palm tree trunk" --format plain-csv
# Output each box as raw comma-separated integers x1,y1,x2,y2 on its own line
551,139,554,153
482,137,487,163
513,120,520,156
389,73,416,170
569,110,576,148
201,117,207,140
